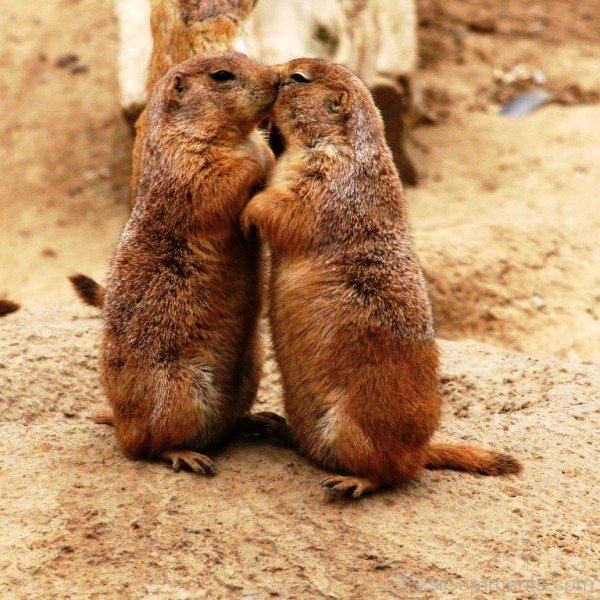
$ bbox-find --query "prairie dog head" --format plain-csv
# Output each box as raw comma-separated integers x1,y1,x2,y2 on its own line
272,58,383,151
148,51,279,142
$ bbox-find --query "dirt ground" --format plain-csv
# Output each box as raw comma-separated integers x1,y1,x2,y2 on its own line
1,0,599,598
1,308,599,598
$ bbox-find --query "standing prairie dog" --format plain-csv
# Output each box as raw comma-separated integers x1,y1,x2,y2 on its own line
241,59,521,497
102,52,279,474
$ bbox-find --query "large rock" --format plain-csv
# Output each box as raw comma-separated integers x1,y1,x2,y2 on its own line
1,308,598,597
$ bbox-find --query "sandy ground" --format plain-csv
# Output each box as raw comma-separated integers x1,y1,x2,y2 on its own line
0,0,599,597
2,308,599,598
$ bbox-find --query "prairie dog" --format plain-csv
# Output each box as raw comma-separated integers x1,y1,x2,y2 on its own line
102,52,279,474
241,59,521,497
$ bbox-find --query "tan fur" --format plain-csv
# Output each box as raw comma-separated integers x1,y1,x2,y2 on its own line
130,0,258,204
242,59,522,497
102,52,279,473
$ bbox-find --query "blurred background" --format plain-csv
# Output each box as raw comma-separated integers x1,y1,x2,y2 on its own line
1,0,598,362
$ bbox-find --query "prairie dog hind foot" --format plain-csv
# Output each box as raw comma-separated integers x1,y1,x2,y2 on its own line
92,410,216,475
161,450,217,476
320,475,381,499
235,411,294,447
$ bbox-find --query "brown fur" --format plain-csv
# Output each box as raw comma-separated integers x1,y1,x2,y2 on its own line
130,0,257,204
241,59,522,497
0,299,20,317
425,444,522,476
73,2,258,297
102,52,279,473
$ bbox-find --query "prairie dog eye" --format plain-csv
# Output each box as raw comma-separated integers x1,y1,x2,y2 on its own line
210,70,235,82
290,72,312,84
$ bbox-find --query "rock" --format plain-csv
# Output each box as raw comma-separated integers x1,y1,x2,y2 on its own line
55,53,79,68
69,64,89,75
467,17,497,34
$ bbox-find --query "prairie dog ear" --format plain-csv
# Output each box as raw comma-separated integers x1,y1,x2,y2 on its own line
171,74,189,101
329,90,349,115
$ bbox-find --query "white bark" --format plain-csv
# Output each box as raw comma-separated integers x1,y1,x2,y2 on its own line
115,0,152,110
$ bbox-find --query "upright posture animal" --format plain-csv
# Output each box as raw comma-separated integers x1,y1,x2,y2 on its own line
101,52,279,474
241,59,522,497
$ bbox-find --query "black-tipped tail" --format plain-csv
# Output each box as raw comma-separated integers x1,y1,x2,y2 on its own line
0,299,20,317
69,274,105,309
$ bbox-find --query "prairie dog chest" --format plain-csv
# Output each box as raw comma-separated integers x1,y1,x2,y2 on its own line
269,148,305,191
233,130,271,170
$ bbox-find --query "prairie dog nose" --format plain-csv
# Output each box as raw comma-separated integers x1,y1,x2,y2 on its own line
269,69,281,88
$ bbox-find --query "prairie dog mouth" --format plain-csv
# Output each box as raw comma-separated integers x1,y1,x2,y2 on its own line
258,117,286,157
267,122,286,156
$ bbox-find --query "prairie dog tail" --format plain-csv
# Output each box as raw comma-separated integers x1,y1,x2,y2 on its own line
425,443,522,476
0,299,20,317
69,274,105,309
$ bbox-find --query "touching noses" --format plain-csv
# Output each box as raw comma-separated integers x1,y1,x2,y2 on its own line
270,70,281,88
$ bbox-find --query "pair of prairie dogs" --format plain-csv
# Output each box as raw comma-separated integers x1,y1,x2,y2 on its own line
74,50,521,497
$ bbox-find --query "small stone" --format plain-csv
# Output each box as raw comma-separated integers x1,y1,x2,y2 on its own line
70,64,89,75
56,53,79,68
467,17,497,34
